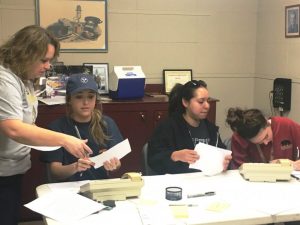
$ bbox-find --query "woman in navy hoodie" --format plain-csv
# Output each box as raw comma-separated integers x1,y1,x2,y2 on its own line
148,80,231,174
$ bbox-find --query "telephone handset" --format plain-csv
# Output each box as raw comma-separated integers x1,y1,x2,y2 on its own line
272,78,291,111
80,172,144,202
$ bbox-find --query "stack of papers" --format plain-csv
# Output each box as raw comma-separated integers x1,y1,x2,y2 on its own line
25,191,105,223
24,139,132,222
190,143,232,176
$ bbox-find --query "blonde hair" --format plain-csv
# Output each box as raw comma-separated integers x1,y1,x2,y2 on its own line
66,95,109,145
0,25,60,80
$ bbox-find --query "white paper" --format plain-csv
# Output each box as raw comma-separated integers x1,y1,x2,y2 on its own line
90,139,131,169
48,180,89,193
291,170,300,179
24,191,105,223
26,145,61,151
64,201,149,225
38,96,66,105
190,143,232,176
240,182,300,215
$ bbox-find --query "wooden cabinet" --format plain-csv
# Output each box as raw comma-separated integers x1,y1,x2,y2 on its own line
102,96,169,177
19,96,218,221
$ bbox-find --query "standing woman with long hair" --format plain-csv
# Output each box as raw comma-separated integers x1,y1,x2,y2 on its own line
0,25,91,225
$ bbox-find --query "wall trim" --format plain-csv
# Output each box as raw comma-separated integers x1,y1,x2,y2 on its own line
109,9,211,16
0,4,34,10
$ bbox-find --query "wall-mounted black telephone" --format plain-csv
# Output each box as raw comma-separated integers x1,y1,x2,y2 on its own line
272,78,292,111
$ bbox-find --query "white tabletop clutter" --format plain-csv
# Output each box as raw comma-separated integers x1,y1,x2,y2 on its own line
31,170,300,225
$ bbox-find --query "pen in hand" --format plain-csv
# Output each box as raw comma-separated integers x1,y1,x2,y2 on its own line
74,125,82,140
74,125,90,177
74,125,90,157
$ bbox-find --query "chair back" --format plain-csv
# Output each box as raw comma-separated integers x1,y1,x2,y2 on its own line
141,143,157,176
46,163,57,183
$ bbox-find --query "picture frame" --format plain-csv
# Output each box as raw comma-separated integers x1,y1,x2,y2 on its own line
44,65,93,96
285,4,300,38
35,0,108,52
83,63,109,94
163,69,193,94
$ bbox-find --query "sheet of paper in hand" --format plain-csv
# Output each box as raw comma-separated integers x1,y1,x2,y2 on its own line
189,143,232,176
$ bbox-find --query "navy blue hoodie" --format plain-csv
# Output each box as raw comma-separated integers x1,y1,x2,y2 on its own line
148,112,225,174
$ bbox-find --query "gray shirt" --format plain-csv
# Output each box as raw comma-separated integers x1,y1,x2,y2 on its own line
0,65,37,176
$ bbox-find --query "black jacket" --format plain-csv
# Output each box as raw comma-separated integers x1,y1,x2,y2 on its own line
148,112,226,175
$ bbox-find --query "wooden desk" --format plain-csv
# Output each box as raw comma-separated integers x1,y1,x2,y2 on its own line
20,96,218,221
34,170,300,225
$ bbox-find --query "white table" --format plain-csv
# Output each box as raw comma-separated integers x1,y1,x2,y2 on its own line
35,170,300,225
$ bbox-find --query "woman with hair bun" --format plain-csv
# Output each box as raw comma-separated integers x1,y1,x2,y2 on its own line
226,107,300,170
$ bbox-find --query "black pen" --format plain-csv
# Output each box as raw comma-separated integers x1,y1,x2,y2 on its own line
187,191,216,198
291,174,300,180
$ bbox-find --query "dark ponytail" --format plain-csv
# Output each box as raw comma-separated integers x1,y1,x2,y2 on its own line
168,83,184,115
168,80,207,116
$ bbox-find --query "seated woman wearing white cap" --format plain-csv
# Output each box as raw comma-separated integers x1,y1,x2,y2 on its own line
41,74,123,181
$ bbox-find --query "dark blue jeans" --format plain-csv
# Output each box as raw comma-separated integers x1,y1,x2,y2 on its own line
0,174,23,225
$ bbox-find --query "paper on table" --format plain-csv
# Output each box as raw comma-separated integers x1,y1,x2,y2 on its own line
291,170,300,179
24,191,105,223
241,183,300,215
48,180,89,193
189,143,232,176
26,145,61,151
38,96,66,105
90,139,131,169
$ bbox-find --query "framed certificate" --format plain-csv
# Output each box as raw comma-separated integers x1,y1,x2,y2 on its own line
163,69,192,94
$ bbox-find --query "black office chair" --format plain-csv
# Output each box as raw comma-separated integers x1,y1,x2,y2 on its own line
141,143,157,176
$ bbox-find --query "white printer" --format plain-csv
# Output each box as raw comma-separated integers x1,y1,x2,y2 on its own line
109,66,145,99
